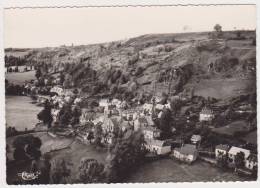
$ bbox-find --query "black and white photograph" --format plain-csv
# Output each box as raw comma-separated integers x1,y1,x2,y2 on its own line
1,1,258,185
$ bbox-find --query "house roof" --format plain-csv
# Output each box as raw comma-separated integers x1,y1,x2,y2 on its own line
215,144,230,151
138,117,148,124
247,154,257,162
191,135,201,142
176,144,197,155
147,139,168,147
228,146,250,158
200,106,214,115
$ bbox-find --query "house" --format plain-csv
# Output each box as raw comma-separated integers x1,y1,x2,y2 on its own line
134,116,155,131
172,144,198,164
120,120,134,132
99,99,110,108
190,135,202,146
143,127,161,140
245,154,257,170
51,109,60,123
74,97,82,105
101,116,120,134
111,98,122,109
145,139,171,155
142,103,154,115
155,104,165,111
104,105,119,117
215,144,230,159
199,106,214,122
80,109,96,125
50,86,64,96
228,146,250,164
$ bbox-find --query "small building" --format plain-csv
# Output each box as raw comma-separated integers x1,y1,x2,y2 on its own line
228,146,250,164
101,116,120,135
51,109,60,123
245,154,257,170
199,106,214,122
99,98,110,108
215,144,230,159
111,98,122,108
143,127,161,140
50,86,64,96
142,103,154,115
155,104,165,111
190,135,202,146
172,144,198,164
145,139,171,155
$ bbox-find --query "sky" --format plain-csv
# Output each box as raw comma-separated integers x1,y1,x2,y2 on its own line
4,5,256,48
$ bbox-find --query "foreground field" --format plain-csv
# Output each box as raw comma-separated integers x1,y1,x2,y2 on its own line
126,158,252,182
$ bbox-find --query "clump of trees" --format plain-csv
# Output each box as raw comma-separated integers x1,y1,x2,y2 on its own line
5,55,27,67
13,135,42,161
105,132,146,182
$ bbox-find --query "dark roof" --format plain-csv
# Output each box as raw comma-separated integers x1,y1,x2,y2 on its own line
247,154,257,162
215,144,230,151
200,107,214,115
177,144,197,155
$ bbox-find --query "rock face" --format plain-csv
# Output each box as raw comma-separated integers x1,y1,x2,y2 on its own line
5,31,256,99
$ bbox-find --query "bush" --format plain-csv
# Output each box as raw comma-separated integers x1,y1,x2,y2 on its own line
77,158,106,183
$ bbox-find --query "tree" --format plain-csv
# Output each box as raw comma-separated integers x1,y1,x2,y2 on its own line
214,24,223,38
50,159,71,184
59,104,72,126
37,100,53,128
71,105,81,126
234,151,245,169
35,68,42,80
105,132,146,182
60,72,65,85
77,158,105,183
216,151,228,168
87,131,94,143
93,122,103,146
159,108,173,138
13,135,42,161
214,24,222,33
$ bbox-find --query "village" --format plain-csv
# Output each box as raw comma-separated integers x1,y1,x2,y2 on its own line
5,63,257,180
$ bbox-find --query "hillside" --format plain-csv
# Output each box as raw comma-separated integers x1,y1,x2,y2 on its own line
5,31,256,100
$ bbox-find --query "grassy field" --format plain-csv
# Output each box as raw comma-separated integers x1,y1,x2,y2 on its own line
5,70,36,85
126,158,252,182
5,96,42,131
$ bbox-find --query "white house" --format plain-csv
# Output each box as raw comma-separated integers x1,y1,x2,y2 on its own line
50,86,64,96
245,154,257,170
142,103,154,115
145,139,171,155
99,99,110,108
190,135,202,146
143,127,161,140
199,106,215,122
172,144,198,164
228,146,250,164
51,109,60,123
155,104,165,111
215,144,230,159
